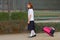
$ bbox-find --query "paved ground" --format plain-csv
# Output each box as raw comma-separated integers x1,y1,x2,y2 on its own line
0,32,60,40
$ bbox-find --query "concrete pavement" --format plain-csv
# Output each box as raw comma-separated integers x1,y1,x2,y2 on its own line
0,32,60,40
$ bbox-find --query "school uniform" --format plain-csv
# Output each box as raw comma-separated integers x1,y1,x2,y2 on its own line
28,8,35,31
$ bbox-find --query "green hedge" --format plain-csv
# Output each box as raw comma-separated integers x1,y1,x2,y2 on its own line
11,12,27,20
0,12,27,21
0,12,9,21
0,12,60,33
35,23,60,33
0,12,28,33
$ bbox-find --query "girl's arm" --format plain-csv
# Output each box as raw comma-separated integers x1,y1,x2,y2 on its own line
28,14,31,24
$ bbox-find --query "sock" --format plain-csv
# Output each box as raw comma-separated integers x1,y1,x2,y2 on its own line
30,30,36,36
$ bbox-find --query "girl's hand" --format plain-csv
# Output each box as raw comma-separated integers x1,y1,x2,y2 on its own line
28,21,30,24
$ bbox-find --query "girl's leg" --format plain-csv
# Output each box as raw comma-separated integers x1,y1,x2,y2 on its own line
29,21,36,37
30,30,36,36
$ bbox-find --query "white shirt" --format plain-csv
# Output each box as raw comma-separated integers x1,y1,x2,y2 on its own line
28,9,34,21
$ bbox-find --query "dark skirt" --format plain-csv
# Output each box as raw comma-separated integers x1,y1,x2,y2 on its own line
28,21,35,31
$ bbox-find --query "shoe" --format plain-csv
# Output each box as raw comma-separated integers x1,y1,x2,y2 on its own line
28,35,36,38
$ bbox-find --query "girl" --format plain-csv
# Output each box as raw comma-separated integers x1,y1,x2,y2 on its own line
27,2,36,38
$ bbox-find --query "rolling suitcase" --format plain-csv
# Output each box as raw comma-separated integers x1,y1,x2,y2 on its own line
43,26,55,37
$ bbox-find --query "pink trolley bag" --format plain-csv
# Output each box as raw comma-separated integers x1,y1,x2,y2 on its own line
43,26,55,37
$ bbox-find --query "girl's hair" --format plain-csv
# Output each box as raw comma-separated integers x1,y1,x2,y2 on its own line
28,2,33,8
